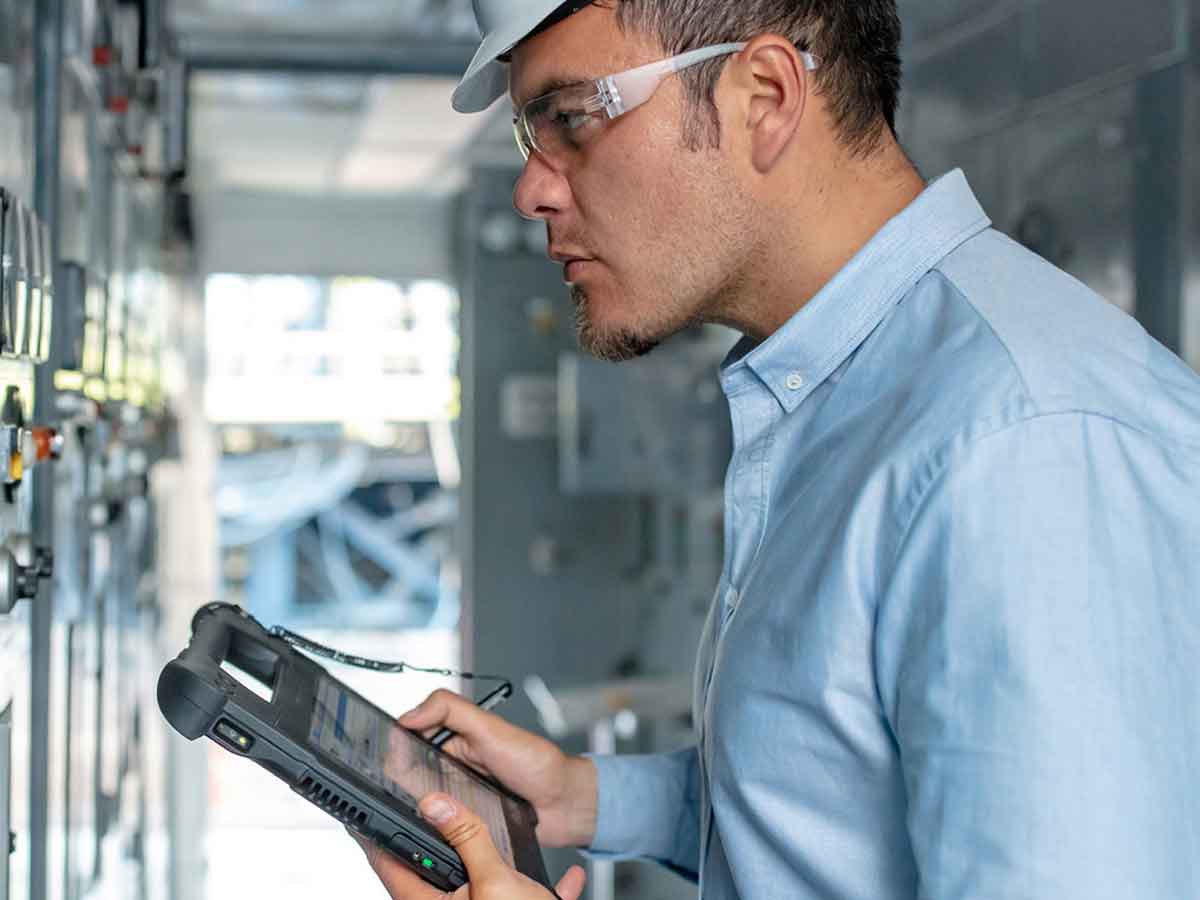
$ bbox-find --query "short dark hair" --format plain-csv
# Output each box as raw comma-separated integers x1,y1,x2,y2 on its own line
611,0,902,156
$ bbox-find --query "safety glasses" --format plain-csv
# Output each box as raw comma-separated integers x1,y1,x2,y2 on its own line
513,43,820,162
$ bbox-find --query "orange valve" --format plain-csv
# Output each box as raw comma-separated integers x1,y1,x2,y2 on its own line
31,428,62,462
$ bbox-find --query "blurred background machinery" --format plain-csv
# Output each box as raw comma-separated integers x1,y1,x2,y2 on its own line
4,6,190,900
0,2,1197,900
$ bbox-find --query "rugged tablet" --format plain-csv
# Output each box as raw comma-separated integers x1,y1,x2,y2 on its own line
156,602,551,893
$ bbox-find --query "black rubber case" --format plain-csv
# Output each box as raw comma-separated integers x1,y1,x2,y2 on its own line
156,602,551,893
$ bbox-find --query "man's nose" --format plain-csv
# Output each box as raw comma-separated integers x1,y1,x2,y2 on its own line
513,153,571,222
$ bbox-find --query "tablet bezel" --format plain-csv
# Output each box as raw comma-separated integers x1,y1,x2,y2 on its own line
165,608,553,893
283,664,548,882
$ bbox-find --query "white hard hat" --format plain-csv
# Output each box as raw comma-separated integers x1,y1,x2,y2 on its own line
453,0,592,113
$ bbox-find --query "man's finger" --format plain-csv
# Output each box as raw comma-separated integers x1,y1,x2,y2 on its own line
399,690,509,751
398,689,471,732
353,832,445,900
419,793,506,881
554,865,587,900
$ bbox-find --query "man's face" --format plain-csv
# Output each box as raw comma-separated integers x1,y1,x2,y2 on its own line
509,4,757,361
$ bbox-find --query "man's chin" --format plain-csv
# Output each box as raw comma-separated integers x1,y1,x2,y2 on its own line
578,327,662,362
573,288,661,362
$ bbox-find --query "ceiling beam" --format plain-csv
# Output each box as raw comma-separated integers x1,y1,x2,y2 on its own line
176,32,477,76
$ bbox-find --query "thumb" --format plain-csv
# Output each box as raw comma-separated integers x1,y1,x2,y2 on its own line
554,865,587,900
419,794,505,882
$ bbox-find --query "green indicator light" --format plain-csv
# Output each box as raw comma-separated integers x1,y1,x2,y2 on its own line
421,858,434,869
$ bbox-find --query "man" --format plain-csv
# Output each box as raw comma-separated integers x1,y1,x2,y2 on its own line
361,1,1200,898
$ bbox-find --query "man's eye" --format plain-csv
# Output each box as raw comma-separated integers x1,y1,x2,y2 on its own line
553,109,593,131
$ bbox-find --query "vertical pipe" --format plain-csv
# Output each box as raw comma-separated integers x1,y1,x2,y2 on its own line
1182,18,1198,372
31,3,64,900
587,721,617,900
1132,63,1185,354
162,60,189,179
33,0,63,247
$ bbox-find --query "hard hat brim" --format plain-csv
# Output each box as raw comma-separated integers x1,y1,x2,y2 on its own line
453,0,593,113
452,4,555,113
452,43,512,113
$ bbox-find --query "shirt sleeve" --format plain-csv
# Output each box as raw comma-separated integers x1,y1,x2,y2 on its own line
875,412,1200,899
585,747,703,882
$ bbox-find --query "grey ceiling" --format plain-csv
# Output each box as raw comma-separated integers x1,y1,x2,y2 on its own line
173,0,977,270
172,0,499,200
170,0,480,41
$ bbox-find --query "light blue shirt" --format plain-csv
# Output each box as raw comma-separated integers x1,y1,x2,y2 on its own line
587,170,1200,899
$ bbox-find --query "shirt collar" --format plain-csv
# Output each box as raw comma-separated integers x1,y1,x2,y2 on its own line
719,169,992,411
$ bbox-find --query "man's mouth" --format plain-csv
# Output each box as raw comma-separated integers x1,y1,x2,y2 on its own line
564,259,593,282
550,248,596,283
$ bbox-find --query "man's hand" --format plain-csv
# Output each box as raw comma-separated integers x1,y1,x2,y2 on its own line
360,794,587,900
399,690,598,848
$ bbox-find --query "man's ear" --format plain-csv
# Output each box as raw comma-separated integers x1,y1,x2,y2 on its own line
728,35,811,173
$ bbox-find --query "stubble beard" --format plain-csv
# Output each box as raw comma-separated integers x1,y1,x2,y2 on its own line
571,284,664,362
569,174,750,362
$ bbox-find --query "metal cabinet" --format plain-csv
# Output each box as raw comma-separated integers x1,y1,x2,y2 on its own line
900,0,1194,354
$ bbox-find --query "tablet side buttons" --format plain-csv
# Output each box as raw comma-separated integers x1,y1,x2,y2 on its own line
388,833,439,873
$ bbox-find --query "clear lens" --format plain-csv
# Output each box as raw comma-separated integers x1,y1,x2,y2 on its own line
516,83,606,162
511,43,759,164
513,118,532,161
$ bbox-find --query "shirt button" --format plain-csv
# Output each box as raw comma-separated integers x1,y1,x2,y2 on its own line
785,372,805,391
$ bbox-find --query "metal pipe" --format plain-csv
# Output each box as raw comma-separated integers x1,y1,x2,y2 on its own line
31,2,65,898
140,0,165,70
162,57,189,177
587,720,616,900
1133,63,1185,354
177,32,476,76
33,2,63,247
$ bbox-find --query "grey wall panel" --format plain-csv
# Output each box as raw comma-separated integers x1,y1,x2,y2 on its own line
460,167,693,898
1182,62,1199,371
901,1,1195,351
458,171,728,900
907,122,1015,229
904,12,1023,146
1193,0,1200,56
898,0,1019,47
559,350,728,497
459,168,646,727
1011,82,1138,313
1023,0,1183,100
943,129,1014,231
1131,65,1186,352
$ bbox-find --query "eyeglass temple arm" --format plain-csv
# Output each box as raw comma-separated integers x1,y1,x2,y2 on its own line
590,43,745,117
591,43,818,119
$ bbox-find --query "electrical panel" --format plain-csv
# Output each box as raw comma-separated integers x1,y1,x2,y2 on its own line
558,348,730,497
0,194,54,365
2,3,187,900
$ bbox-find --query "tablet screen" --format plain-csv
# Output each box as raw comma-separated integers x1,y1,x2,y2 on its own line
308,676,515,865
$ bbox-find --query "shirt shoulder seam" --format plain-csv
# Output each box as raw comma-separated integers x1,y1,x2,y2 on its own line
875,407,1200,722
885,408,1200,588
929,265,1037,405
